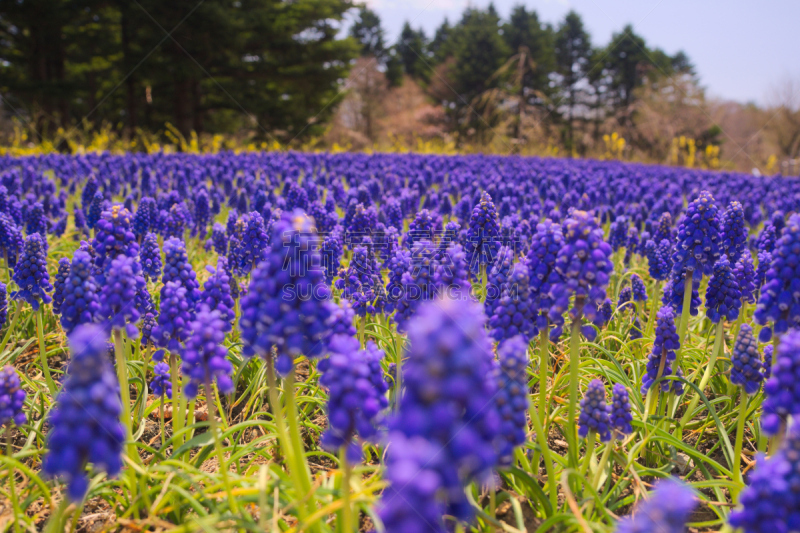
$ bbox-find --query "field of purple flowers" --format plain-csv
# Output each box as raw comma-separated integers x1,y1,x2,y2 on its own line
0,151,799,532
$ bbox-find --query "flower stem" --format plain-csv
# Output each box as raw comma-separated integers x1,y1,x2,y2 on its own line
7,426,20,533
37,307,57,396
113,330,136,460
646,281,661,336
338,448,353,533
675,274,694,370
266,357,313,529
159,395,165,449
732,386,748,502
169,353,185,448
678,320,724,431
567,316,582,470
592,439,615,491
205,379,239,514
579,432,595,478
0,303,22,355
528,395,558,511
538,323,549,426
393,329,403,412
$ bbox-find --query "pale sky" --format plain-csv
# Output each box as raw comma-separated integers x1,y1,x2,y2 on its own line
361,0,800,105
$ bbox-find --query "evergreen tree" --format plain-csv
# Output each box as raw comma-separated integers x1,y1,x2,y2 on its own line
349,6,387,61
395,22,430,80
554,11,592,149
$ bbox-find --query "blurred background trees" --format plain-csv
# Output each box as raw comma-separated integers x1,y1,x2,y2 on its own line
0,0,795,171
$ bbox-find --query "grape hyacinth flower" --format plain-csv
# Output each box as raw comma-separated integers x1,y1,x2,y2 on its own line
405,209,435,248
0,282,7,330
133,197,156,240
92,205,139,272
162,237,201,305
336,244,382,317
578,379,611,442
755,250,772,294
59,250,100,334
52,257,70,315
378,434,451,532
239,212,269,272
754,214,800,341
664,267,701,317
760,330,800,435
526,219,563,336
671,190,722,281
729,420,800,533
609,215,629,251
642,307,682,395
11,233,52,310
198,257,236,331
631,274,647,303
0,366,26,426
489,263,536,343
494,336,529,463
151,281,193,355
392,240,437,331
731,324,764,394
645,238,672,282
25,202,48,242
321,230,343,285
598,298,613,324
484,245,514,319
150,362,172,399
98,255,146,337
379,296,500,530
318,335,388,462
140,232,162,283
464,191,501,277
610,384,633,436
548,210,613,340
433,243,472,298
0,212,22,268
733,253,756,305
614,479,696,533
705,255,741,323
239,210,332,374
653,212,673,244
42,325,124,501
181,307,234,398
210,222,227,256
325,299,357,340
757,223,776,254
385,247,412,313
763,344,773,380
720,200,747,263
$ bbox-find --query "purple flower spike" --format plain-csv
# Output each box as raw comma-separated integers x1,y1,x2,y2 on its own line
181,307,234,398
150,362,172,399
761,330,800,436
731,324,764,394
705,255,741,323
11,233,52,310
548,210,613,339
615,478,695,533
0,366,26,426
239,210,332,374
642,306,683,395
319,335,388,463
754,214,800,341
671,190,722,281
578,379,611,442
43,325,124,501
610,383,632,436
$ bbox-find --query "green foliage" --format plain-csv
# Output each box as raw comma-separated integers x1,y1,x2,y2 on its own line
0,0,358,140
